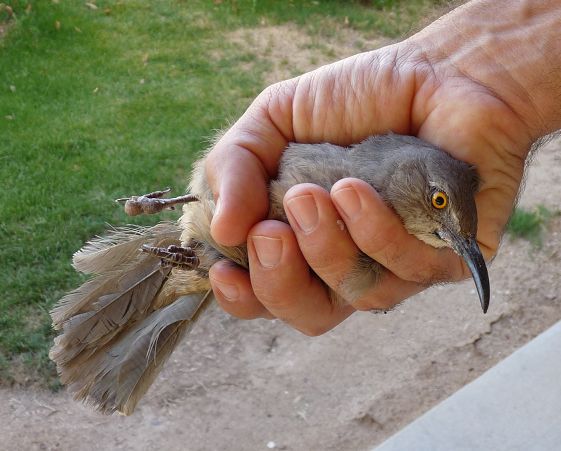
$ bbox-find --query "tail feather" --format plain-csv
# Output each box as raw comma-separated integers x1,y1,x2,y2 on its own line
69,291,212,415
51,223,181,327
50,221,212,415
50,261,171,365
51,274,119,329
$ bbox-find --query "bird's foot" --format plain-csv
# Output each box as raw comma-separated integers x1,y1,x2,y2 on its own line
116,188,199,216
141,244,200,270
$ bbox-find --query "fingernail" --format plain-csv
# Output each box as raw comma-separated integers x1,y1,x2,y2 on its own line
332,186,361,220
286,194,318,233
252,235,283,268
212,279,239,302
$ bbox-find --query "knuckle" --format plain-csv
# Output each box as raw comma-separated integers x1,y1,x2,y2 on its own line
362,232,399,265
258,82,285,105
305,253,340,276
383,251,452,285
397,265,434,284
252,281,294,311
252,284,278,305
361,239,420,282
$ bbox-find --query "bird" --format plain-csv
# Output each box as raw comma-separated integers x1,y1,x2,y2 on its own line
49,133,490,415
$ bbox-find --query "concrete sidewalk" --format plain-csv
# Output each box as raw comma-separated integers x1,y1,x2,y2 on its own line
374,320,561,451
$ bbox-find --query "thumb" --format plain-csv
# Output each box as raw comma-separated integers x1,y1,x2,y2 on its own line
206,143,270,246
204,82,298,246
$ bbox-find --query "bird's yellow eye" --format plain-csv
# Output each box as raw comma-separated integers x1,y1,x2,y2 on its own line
431,191,448,209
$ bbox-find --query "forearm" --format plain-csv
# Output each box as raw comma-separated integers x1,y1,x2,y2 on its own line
409,0,561,145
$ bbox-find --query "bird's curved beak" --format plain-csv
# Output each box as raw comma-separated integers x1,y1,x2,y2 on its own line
437,229,490,313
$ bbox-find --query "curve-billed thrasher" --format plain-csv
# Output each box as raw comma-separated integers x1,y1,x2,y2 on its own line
50,134,489,415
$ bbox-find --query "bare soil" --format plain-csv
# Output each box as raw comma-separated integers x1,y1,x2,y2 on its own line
2,24,561,451
223,23,388,85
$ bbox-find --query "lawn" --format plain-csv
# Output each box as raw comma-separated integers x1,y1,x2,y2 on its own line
0,0,447,387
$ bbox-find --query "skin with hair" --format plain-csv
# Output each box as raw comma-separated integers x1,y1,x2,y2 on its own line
204,0,561,336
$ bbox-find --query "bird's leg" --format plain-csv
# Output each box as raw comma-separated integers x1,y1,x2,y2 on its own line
141,244,200,270
115,188,199,216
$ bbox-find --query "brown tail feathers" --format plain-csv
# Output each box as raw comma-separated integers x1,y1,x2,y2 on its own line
49,222,212,415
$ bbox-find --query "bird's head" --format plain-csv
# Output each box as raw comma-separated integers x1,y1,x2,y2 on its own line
386,149,489,313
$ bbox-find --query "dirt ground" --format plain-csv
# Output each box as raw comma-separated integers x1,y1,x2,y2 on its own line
2,25,561,451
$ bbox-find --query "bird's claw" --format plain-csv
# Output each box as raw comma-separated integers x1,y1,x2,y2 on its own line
141,244,200,270
116,188,199,216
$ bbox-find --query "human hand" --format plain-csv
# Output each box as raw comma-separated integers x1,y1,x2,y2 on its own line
205,0,561,335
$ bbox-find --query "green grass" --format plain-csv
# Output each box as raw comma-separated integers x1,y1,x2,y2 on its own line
206,0,449,37
506,206,555,248
1,0,445,387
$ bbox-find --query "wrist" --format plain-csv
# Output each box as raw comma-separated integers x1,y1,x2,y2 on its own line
408,0,561,146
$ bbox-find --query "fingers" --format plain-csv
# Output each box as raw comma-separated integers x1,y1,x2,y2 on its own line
247,221,355,335
280,183,421,310
209,260,274,320
209,220,355,336
211,178,469,329
329,178,468,283
279,181,469,311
